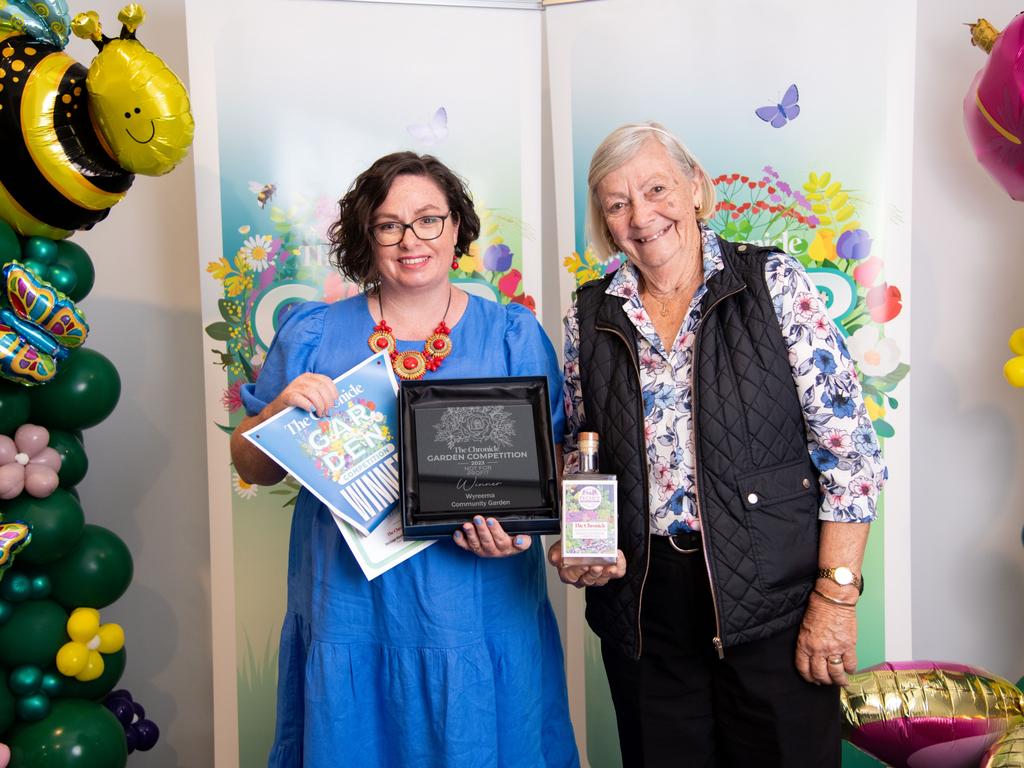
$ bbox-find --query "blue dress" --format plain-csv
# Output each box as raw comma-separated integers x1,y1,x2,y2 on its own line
242,293,580,768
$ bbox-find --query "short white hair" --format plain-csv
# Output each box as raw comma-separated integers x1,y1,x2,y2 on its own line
586,122,716,261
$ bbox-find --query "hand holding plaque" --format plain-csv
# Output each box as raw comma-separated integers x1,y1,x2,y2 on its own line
398,377,559,539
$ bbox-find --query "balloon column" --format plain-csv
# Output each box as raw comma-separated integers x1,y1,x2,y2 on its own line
1004,328,1024,387
0,2,193,765
842,660,1024,767
963,14,1024,201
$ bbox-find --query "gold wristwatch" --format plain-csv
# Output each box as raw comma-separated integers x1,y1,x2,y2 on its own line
817,566,864,595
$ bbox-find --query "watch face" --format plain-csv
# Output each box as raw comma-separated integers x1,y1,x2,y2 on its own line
834,567,854,585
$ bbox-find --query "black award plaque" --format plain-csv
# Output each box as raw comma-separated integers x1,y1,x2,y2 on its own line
398,377,559,539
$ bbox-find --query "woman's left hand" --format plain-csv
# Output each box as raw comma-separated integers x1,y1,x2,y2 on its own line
452,516,532,558
794,592,858,686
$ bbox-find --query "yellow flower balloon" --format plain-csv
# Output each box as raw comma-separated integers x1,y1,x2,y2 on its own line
1004,327,1024,387
55,607,126,681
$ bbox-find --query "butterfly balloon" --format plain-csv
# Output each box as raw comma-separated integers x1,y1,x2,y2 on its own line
756,84,800,128
0,261,89,385
407,107,448,146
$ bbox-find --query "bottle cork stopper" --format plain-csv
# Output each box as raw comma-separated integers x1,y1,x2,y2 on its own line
579,431,599,451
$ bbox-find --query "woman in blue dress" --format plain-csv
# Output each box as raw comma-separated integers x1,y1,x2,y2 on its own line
230,152,579,768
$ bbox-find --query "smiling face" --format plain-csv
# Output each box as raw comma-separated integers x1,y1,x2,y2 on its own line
86,39,194,176
596,138,703,275
371,174,459,295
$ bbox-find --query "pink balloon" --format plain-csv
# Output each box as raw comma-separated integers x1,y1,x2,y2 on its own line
0,742,9,768
0,435,15,466
963,14,1024,201
24,464,59,498
14,424,49,457
30,446,62,473
0,464,23,500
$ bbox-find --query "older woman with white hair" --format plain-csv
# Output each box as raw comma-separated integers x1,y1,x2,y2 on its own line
548,122,887,767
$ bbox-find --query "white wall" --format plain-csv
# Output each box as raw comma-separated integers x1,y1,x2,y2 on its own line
64,2,213,765
911,3,1024,680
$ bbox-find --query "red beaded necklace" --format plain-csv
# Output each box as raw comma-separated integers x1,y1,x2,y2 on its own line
367,289,453,380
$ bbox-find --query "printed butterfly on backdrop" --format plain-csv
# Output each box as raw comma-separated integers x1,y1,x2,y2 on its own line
407,107,449,146
755,84,800,128
0,263,89,386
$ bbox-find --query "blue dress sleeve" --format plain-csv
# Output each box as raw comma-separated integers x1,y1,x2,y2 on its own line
240,302,328,417
503,303,565,445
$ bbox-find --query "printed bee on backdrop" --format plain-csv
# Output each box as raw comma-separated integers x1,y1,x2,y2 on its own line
249,181,278,209
0,2,195,239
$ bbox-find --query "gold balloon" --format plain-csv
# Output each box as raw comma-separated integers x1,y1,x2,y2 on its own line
982,721,1024,767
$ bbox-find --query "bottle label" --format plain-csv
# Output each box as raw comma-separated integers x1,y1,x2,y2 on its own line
562,478,618,558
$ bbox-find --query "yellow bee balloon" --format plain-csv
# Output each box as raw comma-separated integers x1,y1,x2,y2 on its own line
1004,327,1024,387
0,2,194,238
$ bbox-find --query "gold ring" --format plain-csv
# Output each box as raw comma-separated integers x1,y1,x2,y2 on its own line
826,656,843,665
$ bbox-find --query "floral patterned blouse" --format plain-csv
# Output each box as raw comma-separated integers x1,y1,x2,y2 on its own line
562,225,887,535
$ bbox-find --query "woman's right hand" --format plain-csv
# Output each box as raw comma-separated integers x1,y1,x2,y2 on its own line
266,373,339,419
547,539,627,588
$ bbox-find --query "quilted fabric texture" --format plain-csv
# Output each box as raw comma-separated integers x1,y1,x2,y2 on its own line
575,238,821,659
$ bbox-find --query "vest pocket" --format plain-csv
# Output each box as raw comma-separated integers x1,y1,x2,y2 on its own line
735,459,819,590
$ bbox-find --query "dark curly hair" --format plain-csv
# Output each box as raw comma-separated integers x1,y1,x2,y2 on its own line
327,152,481,292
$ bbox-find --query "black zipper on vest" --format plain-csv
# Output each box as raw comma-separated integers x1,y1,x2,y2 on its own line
595,321,652,661
691,283,746,660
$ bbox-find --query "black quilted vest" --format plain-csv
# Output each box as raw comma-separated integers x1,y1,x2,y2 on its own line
575,238,821,660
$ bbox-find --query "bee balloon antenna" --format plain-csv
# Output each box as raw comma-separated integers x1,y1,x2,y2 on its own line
71,12,111,51
117,4,146,41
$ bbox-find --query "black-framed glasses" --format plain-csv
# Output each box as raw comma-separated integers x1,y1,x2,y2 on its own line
371,212,451,246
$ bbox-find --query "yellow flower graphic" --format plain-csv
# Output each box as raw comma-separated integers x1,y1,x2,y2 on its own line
807,230,837,263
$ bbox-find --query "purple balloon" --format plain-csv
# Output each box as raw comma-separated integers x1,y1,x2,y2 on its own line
134,719,160,751
106,698,134,728
108,688,132,701
125,725,139,753
132,701,146,720
836,229,872,261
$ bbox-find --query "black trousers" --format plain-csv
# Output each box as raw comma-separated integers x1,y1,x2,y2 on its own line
600,535,840,768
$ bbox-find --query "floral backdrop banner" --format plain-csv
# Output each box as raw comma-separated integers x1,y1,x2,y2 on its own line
545,1,914,765
186,1,543,764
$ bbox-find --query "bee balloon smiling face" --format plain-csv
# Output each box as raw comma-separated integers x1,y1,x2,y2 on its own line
0,2,193,238
72,6,194,177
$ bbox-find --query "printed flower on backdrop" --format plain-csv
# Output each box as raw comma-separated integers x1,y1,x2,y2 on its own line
459,242,483,274
220,380,243,413
232,471,258,500
239,235,280,273
853,256,883,287
323,272,358,304
866,283,903,323
510,294,536,312
847,326,902,377
836,228,872,261
312,196,336,243
807,230,837,263
865,396,886,422
498,269,522,298
483,243,513,272
250,348,266,369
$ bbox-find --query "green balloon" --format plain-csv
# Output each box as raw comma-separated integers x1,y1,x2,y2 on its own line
1,490,84,565
22,237,58,264
8,665,41,696
0,379,31,435
44,525,133,609
17,692,50,722
40,672,62,697
56,648,125,700
28,349,121,431
1,573,31,601
21,258,49,278
45,263,78,296
0,599,12,624
0,220,20,263
0,599,67,667
46,429,89,487
7,699,127,768
52,241,95,303
31,574,51,598
0,676,15,733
